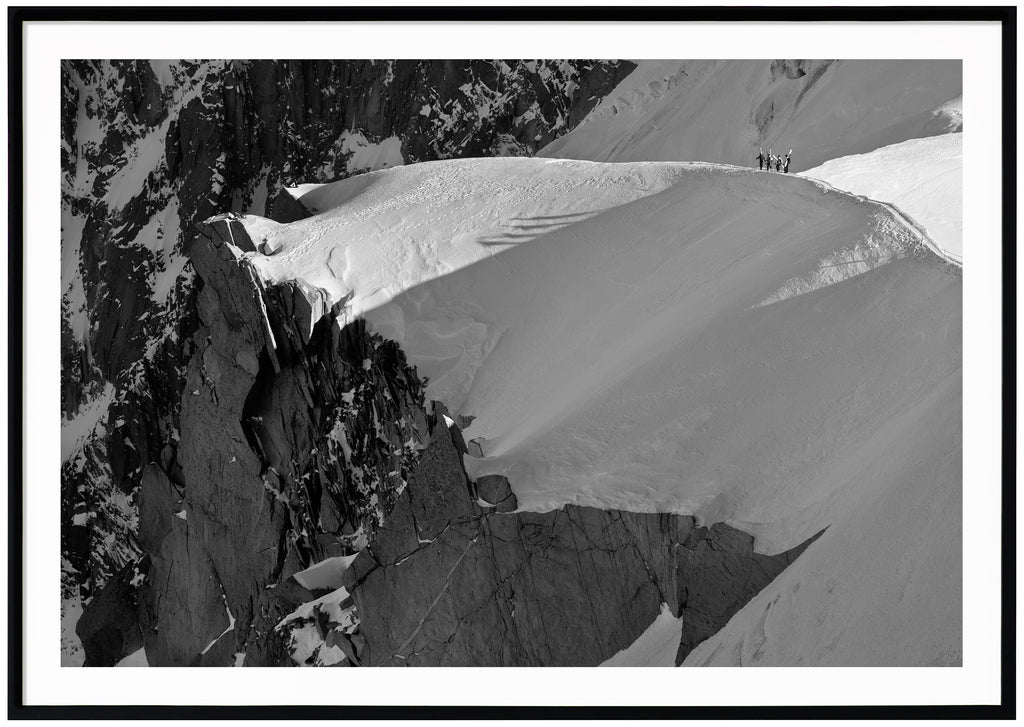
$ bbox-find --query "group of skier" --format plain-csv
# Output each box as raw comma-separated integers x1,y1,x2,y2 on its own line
756,149,792,173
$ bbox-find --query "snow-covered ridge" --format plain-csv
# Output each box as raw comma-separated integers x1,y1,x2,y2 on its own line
232,157,953,512
222,155,959,666
246,156,944,318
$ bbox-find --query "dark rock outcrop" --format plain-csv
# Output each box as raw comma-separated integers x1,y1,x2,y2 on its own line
130,228,430,666
345,419,823,667
474,474,518,513
74,557,148,666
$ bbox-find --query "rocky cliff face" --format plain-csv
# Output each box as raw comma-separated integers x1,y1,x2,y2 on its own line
344,415,822,667
79,223,432,666
60,59,635,639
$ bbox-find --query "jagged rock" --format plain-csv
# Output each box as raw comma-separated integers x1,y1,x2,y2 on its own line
475,474,517,513
769,59,834,82
268,579,318,609
258,238,282,256
268,190,309,223
196,214,258,253
346,419,823,667
135,230,430,665
326,630,360,665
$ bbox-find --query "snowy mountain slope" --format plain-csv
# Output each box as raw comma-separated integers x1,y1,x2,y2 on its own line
237,157,960,665
802,132,962,263
682,365,960,665
61,59,964,668
540,60,962,172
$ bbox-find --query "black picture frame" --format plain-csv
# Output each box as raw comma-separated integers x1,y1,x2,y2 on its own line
10,4,1016,719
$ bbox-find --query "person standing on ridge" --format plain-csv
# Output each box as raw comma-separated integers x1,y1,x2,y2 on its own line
767,149,774,172
775,154,782,172
783,151,792,173
756,149,765,170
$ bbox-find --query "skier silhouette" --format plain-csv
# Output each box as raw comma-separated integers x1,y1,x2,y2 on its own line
775,154,782,172
783,151,792,173
756,149,765,170
767,149,774,172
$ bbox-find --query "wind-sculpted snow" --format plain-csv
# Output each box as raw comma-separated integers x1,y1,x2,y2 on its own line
236,157,960,665
802,132,962,263
540,60,962,172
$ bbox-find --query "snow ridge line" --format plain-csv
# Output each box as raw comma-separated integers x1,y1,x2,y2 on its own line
681,160,958,269
795,171,962,269
875,197,962,268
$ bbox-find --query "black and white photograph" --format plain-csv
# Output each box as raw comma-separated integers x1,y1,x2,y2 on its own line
10,4,1013,718
59,56,967,670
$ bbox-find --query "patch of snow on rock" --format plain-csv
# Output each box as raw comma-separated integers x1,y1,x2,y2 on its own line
61,383,115,463
339,130,404,175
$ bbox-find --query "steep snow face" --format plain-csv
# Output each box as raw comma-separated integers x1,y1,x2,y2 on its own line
681,366,961,666
802,133,962,263
540,60,962,172
240,157,960,665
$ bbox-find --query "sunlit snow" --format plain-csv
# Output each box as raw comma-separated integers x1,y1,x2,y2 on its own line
802,132,962,262
236,154,960,666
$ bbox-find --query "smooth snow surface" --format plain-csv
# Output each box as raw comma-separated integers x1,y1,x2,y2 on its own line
600,603,683,667
540,60,962,172
802,133,962,263
238,157,960,665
